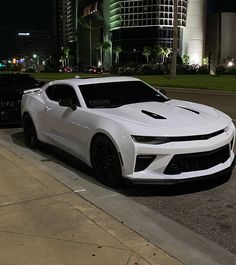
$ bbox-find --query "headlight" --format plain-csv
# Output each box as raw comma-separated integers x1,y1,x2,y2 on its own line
131,135,170,144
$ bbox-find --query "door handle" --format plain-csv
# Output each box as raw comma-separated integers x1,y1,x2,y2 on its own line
44,106,51,112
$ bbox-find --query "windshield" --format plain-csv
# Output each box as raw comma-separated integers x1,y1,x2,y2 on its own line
79,81,169,108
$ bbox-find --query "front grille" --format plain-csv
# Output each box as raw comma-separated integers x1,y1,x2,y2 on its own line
164,144,230,175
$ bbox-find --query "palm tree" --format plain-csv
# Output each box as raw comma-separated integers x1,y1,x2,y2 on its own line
182,54,190,65
102,41,111,69
102,41,111,51
152,45,162,64
162,47,171,63
114,46,122,64
63,47,70,66
170,0,178,79
142,47,152,64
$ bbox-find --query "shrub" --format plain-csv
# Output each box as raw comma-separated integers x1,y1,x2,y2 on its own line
215,65,226,76
225,66,236,75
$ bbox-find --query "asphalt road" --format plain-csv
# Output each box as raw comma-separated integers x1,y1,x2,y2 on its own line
0,88,235,260
122,88,236,254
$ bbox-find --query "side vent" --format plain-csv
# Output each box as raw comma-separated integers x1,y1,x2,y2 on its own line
177,106,200,115
141,110,166,119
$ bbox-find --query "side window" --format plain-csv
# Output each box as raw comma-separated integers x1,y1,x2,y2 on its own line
46,84,80,106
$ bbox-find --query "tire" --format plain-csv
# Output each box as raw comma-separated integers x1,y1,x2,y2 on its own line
23,114,39,149
91,135,122,188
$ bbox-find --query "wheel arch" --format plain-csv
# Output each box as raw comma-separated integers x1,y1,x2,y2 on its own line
22,111,40,138
89,132,124,168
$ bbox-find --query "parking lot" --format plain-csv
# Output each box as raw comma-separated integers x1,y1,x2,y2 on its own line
0,88,235,265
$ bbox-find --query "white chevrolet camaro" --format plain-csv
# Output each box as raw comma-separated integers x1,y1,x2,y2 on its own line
21,76,235,187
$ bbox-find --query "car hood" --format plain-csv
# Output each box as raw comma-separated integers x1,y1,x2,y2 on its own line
94,100,231,136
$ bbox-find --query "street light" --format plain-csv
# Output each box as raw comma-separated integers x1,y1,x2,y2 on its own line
32,54,38,70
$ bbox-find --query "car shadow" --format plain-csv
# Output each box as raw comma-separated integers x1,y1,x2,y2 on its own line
120,174,231,197
11,131,232,197
11,131,95,179
0,124,22,129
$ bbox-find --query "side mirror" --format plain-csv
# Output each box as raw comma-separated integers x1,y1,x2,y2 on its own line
59,98,77,111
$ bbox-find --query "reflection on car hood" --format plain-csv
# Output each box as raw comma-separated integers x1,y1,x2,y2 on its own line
94,100,230,136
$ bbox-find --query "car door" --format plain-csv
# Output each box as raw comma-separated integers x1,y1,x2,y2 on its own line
39,84,89,160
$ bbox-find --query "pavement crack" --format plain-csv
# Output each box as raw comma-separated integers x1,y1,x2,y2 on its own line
0,230,130,251
0,191,73,209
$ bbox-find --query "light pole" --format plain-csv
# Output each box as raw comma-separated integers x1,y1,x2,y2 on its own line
33,54,37,70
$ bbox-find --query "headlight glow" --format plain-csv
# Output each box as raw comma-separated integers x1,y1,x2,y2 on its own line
131,135,170,144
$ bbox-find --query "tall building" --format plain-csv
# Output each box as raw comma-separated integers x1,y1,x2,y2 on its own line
15,31,54,62
55,0,207,68
54,0,79,66
206,1,236,68
108,0,206,65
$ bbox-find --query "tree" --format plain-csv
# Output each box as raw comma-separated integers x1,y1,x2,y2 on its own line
162,47,171,63
142,47,152,64
152,45,162,64
63,47,70,66
102,41,111,51
170,0,178,79
182,54,190,64
114,46,122,63
102,41,111,69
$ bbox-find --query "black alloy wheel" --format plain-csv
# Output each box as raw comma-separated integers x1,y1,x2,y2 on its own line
91,135,122,188
23,114,39,149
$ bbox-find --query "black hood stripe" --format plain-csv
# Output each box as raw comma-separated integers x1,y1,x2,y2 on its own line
177,106,200,115
142,110,166,119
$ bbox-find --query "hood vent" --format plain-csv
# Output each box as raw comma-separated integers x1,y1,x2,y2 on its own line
177,106,200,115
142,110,166,119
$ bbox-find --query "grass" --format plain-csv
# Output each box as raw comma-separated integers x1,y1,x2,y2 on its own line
8,71,236,92
137,75,236,92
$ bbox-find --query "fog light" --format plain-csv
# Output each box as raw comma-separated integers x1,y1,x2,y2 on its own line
134,155,156,172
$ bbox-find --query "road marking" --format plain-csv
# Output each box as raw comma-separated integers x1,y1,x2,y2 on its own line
74,188,87,193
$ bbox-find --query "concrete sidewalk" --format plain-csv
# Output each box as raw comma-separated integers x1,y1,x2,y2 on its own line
0,143,183,265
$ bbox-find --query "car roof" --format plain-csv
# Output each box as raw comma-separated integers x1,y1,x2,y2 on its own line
48,76,140,86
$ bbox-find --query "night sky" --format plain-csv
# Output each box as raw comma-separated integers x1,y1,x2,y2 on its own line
0,0,53,58
1,0,236,59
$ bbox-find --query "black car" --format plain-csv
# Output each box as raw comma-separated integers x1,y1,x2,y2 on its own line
0,73,44,126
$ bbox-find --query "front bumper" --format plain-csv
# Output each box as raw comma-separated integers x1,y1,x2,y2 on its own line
122,122,235,182
128,156,235,185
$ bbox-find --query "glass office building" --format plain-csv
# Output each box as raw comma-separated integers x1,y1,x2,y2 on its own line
108,0,206,65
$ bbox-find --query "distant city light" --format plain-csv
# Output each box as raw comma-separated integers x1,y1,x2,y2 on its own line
33,54,37,59
227,61,234,67
18,32,30,36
